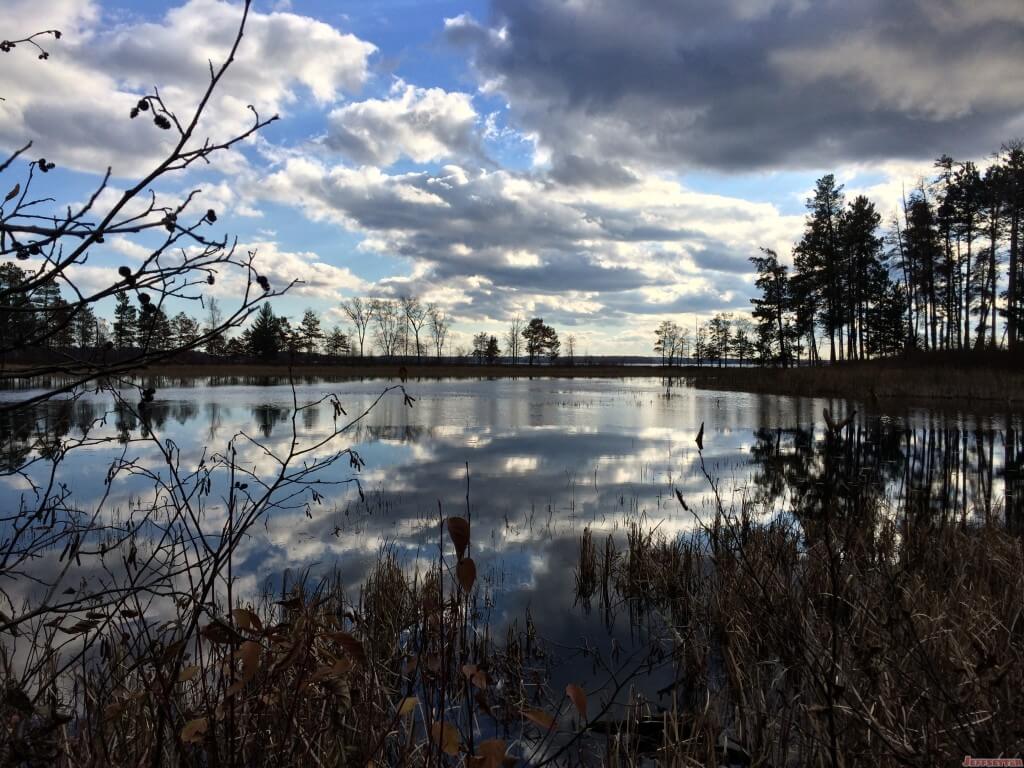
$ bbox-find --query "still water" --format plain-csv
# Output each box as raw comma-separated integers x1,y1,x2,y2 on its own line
2,375,1022,690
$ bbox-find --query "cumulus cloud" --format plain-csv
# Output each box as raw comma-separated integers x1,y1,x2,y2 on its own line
231,241,370,300
254,155,802,323
445,0,1024,173
326,80,480,166
0,0,376,176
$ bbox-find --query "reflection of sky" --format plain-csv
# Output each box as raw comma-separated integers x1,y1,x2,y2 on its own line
3,377,1019,696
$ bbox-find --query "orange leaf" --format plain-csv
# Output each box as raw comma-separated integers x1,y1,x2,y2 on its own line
456,557,477,592
523,707,556,731
398,696,417,716
180,717,208,744
565,683,588,721
447,516,470,560
226,640,261,697
478,739,507,768
431,721,461,755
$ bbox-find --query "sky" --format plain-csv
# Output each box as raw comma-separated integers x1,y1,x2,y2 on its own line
3,0,1023,354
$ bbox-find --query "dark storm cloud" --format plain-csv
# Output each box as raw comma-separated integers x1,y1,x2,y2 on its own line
690,246,756,274
446,0,1024,173
547,154,639,188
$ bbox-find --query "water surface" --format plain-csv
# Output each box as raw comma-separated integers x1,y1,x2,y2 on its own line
3,376,1021,693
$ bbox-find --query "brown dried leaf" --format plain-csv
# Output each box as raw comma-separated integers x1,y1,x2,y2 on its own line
62,620,98,634
239,641,260,676
225,641,261,698
478,739,508,768
398,696,417,716
456,557,477,592
180,717,208,744
178,665,199,683
565,683,588,721
4,184,20,203
431,721,461,755
231,607,263,632
200,620,242,645
447,516,470,560
327,631,366,665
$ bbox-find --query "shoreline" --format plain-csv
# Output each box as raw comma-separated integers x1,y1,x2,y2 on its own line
5,356,1023,404
127,360,1024,404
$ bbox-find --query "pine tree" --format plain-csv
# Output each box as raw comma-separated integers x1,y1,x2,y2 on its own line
113,291,138,350
0,263,37,350
472,332,490,364
485,335,500,363
72,304,99,348
298,309,323,355
248,303,280,360
171,312,201,348
794,174,845,361
137,305,172,351
750,249,792,365
324,326,350,359
841,195,884,359
31,275,63,349
901,194,942,350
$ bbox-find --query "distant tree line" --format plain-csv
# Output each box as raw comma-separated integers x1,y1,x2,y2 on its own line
653,314,758,367
0,272,579,366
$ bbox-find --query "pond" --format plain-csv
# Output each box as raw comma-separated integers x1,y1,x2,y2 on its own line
2,375,1022,702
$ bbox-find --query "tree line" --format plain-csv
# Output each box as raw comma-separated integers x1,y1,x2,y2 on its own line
743,141,1023,365
20,133,1022,371
653,314,759,367
0,269,578,366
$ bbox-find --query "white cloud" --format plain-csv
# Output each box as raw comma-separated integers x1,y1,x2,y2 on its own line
326,80,479,166
0,0,376,176
251,154,803,335
234,241,369,300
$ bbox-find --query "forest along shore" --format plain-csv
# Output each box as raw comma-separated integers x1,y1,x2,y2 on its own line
117,354,1024,403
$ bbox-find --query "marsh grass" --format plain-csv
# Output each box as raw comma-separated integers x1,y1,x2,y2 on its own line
577,475,1024,765
2,515,565,768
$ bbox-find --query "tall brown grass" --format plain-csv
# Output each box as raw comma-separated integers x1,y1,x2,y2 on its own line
576,484,1024,765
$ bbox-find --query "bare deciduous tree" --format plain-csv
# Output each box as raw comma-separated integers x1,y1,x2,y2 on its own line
504,315,523,364
400,295,427,361
340,297,373,358
427,302,449,359
370,298,401,358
